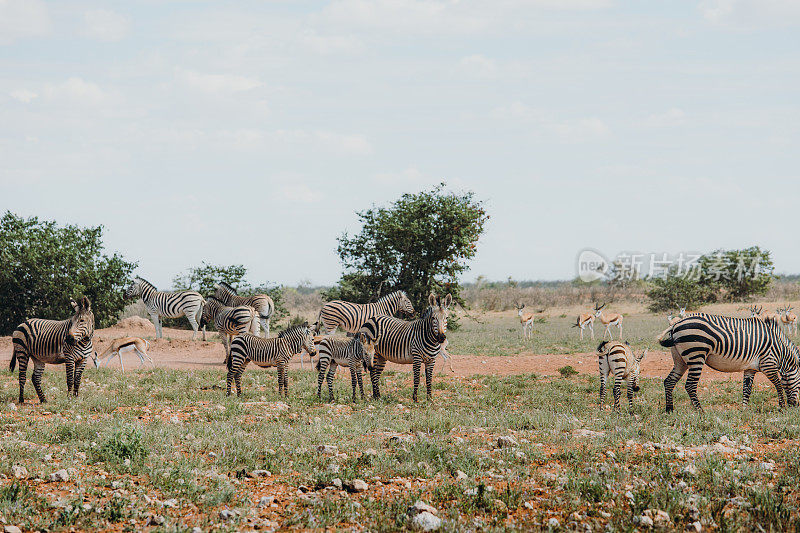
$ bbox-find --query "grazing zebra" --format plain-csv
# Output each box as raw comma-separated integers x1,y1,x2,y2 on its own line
93,337,153,372
596,340,647,410
660,313,800,413
124,277,204,339
200,296,256,359
315,333,376,402
318,290,415,335
10,297,94,404
226,323,317,397
212,282,275,337
359,293,451,402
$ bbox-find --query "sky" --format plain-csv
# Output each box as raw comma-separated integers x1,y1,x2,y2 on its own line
1,0,799,288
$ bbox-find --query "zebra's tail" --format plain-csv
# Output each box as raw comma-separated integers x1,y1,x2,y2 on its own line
225,352,232,371
9,350,16,372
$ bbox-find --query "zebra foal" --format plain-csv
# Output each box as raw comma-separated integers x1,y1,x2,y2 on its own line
660,313,800,413
213,282,275,337
124,277,204,339
11,297,95,403
315,333,376,402
200,296,256,359
596,340,647,411
359,293,451,402
226,323,317,397
318,290,415,334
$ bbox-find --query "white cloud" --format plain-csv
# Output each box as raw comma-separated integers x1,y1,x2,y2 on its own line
375,167,428,184
9,89,38,103
699,0,800,28
552,117,611,141
175,68,263,94
320,0,485,35
490,102,611,142
0,0,51,44
42,77,111,105
490,101,546,121
313,131,372,155
297,29,364,55
281,183,322,203
646,108,687,127
83,9,130,42
459,54,497,77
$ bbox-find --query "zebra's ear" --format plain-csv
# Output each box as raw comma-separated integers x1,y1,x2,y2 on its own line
70,299,79,312
428,293,437,307
82,296,91,311
442,294,452,309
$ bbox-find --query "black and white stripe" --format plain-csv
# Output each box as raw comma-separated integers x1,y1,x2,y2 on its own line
315,333,376,402
660,313,800,412
200,296,256,359
359,294,451,402
226,324,317,397
319,290,415,334
124,277,204,339
596,340,646,410
213,282,275,337
10,297,95,403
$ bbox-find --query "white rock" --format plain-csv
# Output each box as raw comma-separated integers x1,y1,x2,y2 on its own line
162,498,178,508
412,501,438,515
411,511,442,531
191,528,203,533
258,496,275,507
638,515,654,528
11,465,27,479
547,518,560,528
347,479,368,492
249,470,271,478
643,509,671,526
5,526,23,533
683,465,698,475
8,403,17,412
689,521,702,532
497,436,518,448
317,444,338,455
219,509,235,520
332,478,343,489
455,470,468,481
572,429,605,438
523,501,534,510
49,469,69,482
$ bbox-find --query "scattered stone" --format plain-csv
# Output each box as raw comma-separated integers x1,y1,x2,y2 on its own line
11,466,27,479
572,429,605,438
637,514,654,528
258,496,275,508
364,448,378,457
643,509,671,526
625,491,634,501
249,470,271,478
683,465,698,475
147,514,165,526
4,527,23,533
689,521,702,532
411,511,442,531
7,403,17,412
345,479,368,493
219,509,235,520
497,436,518,448
599,511,611,518
49,469,69,482
493,499,508,512
162,498,178,508
523,501,534,510
455,470,468,481
760,462,775,471
547,518,560,528
332,478,343,489
75,451,87,461
317,444,338,455
411,501,438,515
191,528,203,533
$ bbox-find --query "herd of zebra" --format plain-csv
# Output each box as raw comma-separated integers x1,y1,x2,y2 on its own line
8,275,800,415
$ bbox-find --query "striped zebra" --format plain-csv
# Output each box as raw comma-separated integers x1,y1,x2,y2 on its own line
359,293,451,402
660,313,800,413
226,323,317,397
212,282,275,337
200,296,256,360
315,333,376,402
10,297,94,404
124,277,204,339
319,290,415,335
596,340,647,410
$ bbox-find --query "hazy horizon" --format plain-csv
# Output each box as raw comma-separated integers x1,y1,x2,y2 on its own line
2,1,798,288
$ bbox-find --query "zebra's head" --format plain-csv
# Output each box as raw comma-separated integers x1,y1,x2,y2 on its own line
124,277,145,299
200,297,222,328
67,297,94,347
353,332,376,370
398,291,415,317
301,324,317,357
426,293,452,343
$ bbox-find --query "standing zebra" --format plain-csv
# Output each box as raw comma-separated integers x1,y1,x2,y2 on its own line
11,297,95,404
124,277,204,339
660,313,800,413
315,333,376,402
226,323,317,397
359,293,451,402
318,290,415,335
212,282,275,337
200,296,257,360
596,340,647,411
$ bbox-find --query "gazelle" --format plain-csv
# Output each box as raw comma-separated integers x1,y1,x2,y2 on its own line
666,313,681,326
93,337,154,373
596,303,623,340
515,303,535,339
573,303,600,341
781,306,798,335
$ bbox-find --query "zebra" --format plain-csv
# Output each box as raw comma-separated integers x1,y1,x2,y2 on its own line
315,333,376,402
226,323,317,397
596,340,647,411
660,313,800,413
318,290,415,335
359,293,451,402
124,277,204,340
10,297,94,404
212,282,275,337
200,296,256,359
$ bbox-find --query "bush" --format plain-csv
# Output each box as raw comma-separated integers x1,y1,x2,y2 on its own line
559,366,578,378
646,270,718,312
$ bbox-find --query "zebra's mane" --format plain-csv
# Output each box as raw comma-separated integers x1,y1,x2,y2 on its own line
378,290,405,302
135,277,156,289
218,281,238,294
206,296,224,306
278,324,307,338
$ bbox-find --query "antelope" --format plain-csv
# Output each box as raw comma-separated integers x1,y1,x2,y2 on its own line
596,303,623,340
666,312,681,326
781,306,798,335
93,337,153,373
515,303,535,339
573,303,600,341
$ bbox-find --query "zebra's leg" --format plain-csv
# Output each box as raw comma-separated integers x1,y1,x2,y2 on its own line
202,325,207,342
31,360,47,403
327,362,337,402
316,358,329,399
349,361,362,401
263,318,270,337
357,363,365,399
599,373,607,406
185,310,199,341
65,359,75,395
150,313,162,339
412,357,422,402
16,350,29,404
664,347,688,413
762,366,786,409
370,358,387,399
684,358,707,413
73,358,87,396
278,360,288,397
627,377,635,411
612,372,622,410
235,360,248,397
425,361,434,401
742,370,757,407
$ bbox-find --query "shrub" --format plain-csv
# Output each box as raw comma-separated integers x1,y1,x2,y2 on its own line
559,366,578,378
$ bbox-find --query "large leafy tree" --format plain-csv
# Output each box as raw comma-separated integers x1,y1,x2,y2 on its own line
324,184,488,313
0,211,136,333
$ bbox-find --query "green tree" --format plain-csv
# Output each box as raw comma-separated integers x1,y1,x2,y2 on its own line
698,246,774,300
646,267,718,312
323,184,488,315
0,211,136,333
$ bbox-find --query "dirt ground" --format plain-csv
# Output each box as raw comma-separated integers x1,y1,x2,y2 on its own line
0,318,764,386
